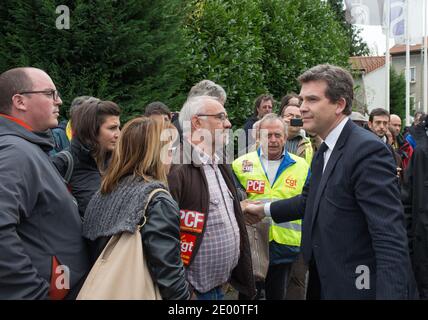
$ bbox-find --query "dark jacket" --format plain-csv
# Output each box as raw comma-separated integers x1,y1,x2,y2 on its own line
167,144,256,299
50,120,70,155
83,177,189,300
243,115,259,150
52,138,102,218
0,116,90,299
270,120,416,299
402,121,428,299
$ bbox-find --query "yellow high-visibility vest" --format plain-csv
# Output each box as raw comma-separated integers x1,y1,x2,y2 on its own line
301,137,313,165
66,121,72,141
232,149,309,247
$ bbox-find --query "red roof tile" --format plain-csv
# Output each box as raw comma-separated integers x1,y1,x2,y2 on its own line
390,37,428,55
349,56,385,74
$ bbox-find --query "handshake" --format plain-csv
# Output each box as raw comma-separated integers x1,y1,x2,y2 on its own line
240,199,267,225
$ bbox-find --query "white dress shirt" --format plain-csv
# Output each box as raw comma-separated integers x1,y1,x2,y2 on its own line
264,116,350,216
322,116,350,172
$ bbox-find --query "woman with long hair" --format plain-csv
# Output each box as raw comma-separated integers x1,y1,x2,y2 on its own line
52,99,121,217
82,117,189,300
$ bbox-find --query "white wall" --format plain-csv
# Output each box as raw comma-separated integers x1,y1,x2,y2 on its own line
362,66,387,113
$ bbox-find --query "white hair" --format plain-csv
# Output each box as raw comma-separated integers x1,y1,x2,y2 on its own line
258,113,288,135
179,95,221,133
187,80,227,104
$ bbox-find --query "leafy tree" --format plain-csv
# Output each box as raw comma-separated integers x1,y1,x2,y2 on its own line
326,0,370,57
182,0,267,128
0,0,187,120
182,0,353,128
390,67,406,124
1,0,357,127
260,0,351,102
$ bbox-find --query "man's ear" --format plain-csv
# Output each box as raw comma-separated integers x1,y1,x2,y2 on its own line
191,114,200,131
11,94,27,112
335,97,346,115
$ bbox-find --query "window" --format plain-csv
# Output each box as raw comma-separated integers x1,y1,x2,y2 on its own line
410,67,416,83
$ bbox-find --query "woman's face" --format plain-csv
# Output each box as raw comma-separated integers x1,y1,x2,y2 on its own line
97,115,121,152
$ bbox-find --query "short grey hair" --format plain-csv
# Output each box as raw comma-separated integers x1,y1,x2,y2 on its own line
69,95,99,117
187,80,227,104
258,113,288,135
179,95,220,132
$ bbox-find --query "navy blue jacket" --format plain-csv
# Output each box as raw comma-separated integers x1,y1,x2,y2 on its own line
270,119,417,299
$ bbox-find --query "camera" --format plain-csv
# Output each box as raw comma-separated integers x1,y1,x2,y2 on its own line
290,118,303,127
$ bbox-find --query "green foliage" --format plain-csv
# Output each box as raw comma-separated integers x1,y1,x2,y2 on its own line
182,0,352,128
182,0,267,129
326,0,370,57
1,0,354,127
390,67,406,123
0,0,187,121
260,0,350,103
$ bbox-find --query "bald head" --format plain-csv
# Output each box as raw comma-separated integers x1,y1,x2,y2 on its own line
0,67,61,131
0,67,35,114
390,114,402,136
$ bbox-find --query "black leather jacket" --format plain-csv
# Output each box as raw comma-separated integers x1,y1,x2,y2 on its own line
87,192,190,300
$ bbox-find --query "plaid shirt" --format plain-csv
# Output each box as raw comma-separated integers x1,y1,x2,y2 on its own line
186,151,240,293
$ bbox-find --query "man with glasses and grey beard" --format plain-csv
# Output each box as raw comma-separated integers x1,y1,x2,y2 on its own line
0,67,89,299
167,95,256,300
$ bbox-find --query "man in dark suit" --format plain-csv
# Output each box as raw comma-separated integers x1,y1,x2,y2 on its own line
245,64,416,300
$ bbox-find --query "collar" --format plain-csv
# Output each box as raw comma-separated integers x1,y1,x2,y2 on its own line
0,114,33,131
191,143,220,165
323,117,350,152
257,147,296,186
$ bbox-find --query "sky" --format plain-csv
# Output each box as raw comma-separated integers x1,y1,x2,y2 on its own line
357,25,391,56
350,0,428,57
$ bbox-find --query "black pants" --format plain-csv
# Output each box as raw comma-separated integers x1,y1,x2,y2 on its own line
265,263,292,300
285,253,308,300
238,281,265,300
306,259,322,300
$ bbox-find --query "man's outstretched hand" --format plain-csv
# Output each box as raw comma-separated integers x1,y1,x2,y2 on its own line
243,202,266,225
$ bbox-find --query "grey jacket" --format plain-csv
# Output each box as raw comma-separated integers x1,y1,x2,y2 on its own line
0,116,90,299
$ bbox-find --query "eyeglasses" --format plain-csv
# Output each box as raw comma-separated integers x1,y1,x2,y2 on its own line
196,112,229,122
18,89,61,101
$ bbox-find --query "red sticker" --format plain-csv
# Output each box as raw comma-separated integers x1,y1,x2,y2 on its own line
246,179,265,194
242,160,253,173
180,233,196,266
180,210,205,233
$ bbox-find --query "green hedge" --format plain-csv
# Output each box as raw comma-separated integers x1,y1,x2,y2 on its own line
0,0,357,127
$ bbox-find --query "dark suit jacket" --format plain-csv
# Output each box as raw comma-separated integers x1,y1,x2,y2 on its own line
270,119,416,299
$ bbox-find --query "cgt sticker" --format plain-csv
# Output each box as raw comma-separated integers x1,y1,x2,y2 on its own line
285,176,297,189
180,233,196,266
246,179,265,194
242,160,254,173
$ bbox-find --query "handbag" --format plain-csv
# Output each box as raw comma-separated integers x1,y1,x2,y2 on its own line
77,188,168,300
246,219,270,281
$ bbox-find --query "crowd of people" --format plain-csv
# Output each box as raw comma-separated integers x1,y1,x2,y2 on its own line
0,65,427,300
